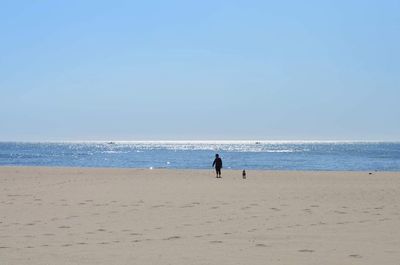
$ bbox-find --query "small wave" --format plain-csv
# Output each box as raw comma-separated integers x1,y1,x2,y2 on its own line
102,151,126,154
264,149,296,153
125,143,304,153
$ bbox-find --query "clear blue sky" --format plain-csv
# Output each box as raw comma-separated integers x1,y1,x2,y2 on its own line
1,0,399,141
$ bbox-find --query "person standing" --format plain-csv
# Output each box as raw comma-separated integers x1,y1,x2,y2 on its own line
212,154,223,178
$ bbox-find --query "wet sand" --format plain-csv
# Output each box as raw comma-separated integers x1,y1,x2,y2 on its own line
1,167,400,264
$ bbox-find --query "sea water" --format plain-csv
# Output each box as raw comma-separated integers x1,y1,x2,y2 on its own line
0,141,400,171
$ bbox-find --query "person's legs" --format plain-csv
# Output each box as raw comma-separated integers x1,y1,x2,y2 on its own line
216,168,221,178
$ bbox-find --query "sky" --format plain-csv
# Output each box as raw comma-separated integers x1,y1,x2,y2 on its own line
0,0,399,141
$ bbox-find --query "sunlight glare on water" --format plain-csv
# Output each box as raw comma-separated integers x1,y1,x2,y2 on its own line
0,141,399,171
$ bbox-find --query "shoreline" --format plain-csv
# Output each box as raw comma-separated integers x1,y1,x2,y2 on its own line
1,165,399,174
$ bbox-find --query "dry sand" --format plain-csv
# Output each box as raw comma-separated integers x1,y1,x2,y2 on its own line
1,167,400,265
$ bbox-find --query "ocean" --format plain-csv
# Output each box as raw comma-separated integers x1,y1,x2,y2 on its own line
0,141,399,171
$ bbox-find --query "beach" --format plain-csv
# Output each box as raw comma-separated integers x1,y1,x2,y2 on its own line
1,167,400,265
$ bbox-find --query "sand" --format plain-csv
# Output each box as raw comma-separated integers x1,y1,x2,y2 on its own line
0,167,400,265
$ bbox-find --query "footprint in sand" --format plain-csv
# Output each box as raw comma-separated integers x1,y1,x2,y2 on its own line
298,249,314,253
152,204,166,208
181,204,194,208
66,215,79,219
164,236,181,240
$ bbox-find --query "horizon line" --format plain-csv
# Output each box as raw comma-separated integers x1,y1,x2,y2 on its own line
1,139,400,144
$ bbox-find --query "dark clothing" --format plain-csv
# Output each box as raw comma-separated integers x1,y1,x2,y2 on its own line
212,158,222,169
212,156,223,178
